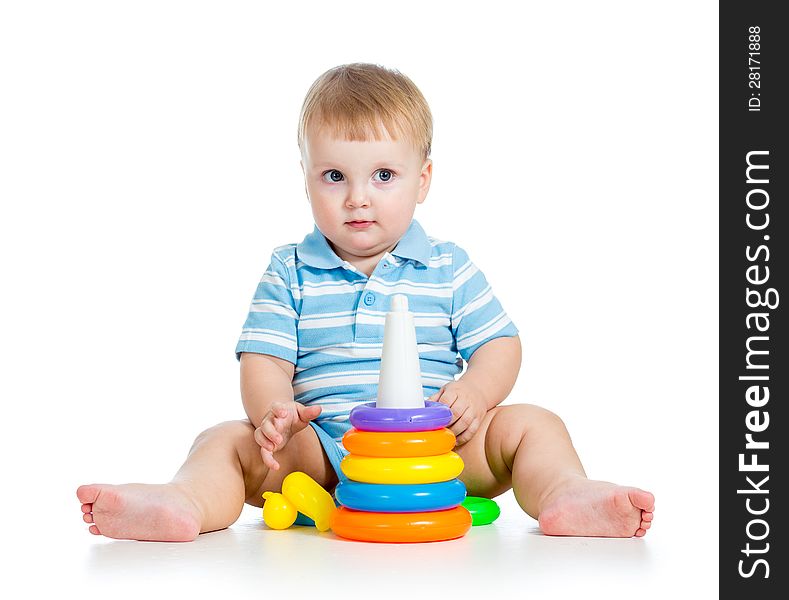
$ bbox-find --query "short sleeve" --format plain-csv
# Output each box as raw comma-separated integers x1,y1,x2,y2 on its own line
235,252,299,364
451,244,518,361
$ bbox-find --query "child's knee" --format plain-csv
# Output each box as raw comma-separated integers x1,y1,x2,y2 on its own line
191,419,255,450
485,405,567,454
492,404,565,434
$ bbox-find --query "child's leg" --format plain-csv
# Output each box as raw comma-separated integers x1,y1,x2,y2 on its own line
76,420,337,542
455,404,655,537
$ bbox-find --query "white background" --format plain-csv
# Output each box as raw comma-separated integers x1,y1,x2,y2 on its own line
1,1,718,598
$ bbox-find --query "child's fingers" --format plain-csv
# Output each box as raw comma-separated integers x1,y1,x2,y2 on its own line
455,432,472,447
269,401,293,420
436,388,457,407
296,404,322,423
439,392,462,425
258,434,275,453
449,404,471,438
428,388,445,403
259,420,283,449
254,425,278,450
266,419,285,445
254,427,275,451
455,416,480,446
260,447,280,471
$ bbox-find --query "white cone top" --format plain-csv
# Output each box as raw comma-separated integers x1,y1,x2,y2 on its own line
390,294,409,312
376,294,425,409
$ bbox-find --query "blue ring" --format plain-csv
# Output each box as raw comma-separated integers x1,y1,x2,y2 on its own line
349,401,452,432
335,479,467,513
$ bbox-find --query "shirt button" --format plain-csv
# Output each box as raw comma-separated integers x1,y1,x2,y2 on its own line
363,293,376,306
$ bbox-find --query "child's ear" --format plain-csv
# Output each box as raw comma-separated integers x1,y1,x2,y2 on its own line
417,158,433,204
300,160,311,204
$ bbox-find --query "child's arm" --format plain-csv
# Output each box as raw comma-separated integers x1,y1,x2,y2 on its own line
460,335,522,410
430,335,521,446
240,352,296,428
240,352,321,470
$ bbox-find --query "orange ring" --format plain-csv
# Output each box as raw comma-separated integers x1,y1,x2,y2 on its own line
331,506,472,543
342,428,456,458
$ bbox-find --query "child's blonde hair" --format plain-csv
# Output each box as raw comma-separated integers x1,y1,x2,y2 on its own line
298,63,433,159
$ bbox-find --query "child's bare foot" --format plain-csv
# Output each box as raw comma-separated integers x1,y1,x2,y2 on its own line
537,476,655,538
76,483,203,542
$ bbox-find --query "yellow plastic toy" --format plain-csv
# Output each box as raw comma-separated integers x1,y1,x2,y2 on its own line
281,471,336,532
261,491,297,530
340,451,464,485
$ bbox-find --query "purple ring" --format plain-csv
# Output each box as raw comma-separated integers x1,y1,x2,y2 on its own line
349,401,452,432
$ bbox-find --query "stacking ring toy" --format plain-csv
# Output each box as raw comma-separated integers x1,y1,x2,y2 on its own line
342,428,456,457
341,452,464,484
293,512,316,527
331,506,472,543
335,480,467,513
349,401,452,432
461,496,501,526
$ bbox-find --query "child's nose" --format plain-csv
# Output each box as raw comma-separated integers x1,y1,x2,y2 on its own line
345,185,370,209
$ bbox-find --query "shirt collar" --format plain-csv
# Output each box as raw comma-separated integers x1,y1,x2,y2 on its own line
390,219,431,267
296,219,432,270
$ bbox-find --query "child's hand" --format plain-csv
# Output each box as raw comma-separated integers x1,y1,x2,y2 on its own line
254,401,322,471
428,381,488,447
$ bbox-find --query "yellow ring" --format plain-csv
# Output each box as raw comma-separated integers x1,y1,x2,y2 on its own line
340,452,464,484
342,428,456,458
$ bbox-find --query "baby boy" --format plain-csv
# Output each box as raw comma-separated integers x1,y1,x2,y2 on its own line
77,63,654,541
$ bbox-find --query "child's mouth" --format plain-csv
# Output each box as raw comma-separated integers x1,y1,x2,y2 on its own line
346,220,374,229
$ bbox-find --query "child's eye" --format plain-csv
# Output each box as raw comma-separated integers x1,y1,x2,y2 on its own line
322,170,344,183
374,169,394,183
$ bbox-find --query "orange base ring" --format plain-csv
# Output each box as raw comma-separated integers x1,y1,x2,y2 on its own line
342,428,456,457
331,506,472,543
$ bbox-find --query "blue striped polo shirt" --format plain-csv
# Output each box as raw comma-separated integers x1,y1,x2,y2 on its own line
235,219,518,451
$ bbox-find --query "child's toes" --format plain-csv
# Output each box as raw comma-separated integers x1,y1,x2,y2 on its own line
642,511,654,522
88,524,102,536
83,513,94,524
635,527,647,537
77,484,101,505
640,520,651,530
81,503,92,514
628,488,655,511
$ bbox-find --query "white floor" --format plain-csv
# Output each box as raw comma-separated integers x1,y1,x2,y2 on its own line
22,488,718,600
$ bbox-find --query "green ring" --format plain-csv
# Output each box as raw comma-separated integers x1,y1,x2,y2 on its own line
461,496,501,526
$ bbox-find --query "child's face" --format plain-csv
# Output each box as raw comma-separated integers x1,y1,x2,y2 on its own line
301,124,432,265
